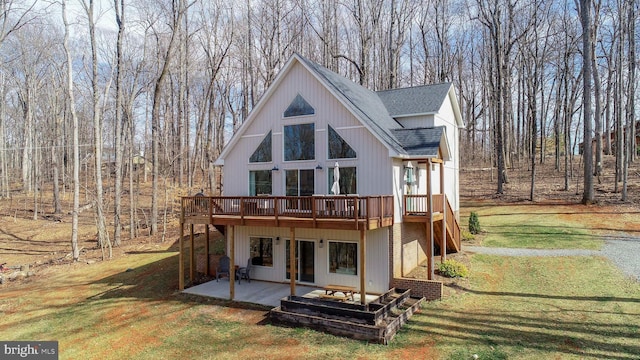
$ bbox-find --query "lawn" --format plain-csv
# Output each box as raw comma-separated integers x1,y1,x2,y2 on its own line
1,202,638,359
460,201,639,250
418,255,640,359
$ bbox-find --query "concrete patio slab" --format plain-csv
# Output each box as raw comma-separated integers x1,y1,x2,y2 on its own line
183,280,380,307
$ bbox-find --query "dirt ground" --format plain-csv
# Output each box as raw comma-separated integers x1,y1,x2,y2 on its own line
0,154,637,288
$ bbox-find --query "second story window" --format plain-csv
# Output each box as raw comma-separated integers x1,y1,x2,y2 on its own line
328,166,357,194
249,170,272,196
328,125,356,159
284,94,315,117
249,131,272,163
284,123,315,161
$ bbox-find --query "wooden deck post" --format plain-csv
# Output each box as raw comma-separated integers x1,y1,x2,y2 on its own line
189,224,195,282
440,161,446,263
205,224,210,276
230,225,235,300
290,227,296,296
360,229,366,305
426,159,434,280
179,223,184,291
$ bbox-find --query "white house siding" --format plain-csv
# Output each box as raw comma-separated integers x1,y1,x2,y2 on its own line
229,226,390,294
395,114,435,129
434,95,460,216
390,93,460,217
222,62,393,197
392,159,405,224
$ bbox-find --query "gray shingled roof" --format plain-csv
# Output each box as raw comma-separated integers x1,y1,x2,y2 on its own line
377,83,453,117
297,55,406,155
392,127,445,157
296,54,450,158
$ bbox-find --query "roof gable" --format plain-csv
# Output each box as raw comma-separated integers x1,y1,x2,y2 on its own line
215,53,462,165
296,55,406,155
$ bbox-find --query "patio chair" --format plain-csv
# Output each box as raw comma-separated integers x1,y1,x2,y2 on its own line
237,257,253,284
216,255,231,282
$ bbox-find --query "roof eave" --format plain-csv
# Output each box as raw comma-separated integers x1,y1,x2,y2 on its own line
390,111,437,119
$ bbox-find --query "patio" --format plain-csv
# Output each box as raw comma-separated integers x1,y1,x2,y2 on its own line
182,279,379,307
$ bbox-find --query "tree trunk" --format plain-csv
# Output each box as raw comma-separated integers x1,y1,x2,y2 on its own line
151,0,185,236
113,0,125,247
84,0,111,257
622,0,635,200
591,0,603,181
580,0,594,204
62,0,80,261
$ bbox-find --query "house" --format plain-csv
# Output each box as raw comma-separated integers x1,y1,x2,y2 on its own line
579,120,640,155
179,53,463,304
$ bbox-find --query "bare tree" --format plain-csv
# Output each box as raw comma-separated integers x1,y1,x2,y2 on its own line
149,0,191,236
622,0,635,200
580,0,595,204
80,0,112,258
62,0,80,261
113,0,125,246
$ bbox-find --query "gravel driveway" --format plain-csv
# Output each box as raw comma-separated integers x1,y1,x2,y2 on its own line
465,235,640,282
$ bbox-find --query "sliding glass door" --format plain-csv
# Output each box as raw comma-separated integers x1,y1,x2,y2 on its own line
285,239,315,283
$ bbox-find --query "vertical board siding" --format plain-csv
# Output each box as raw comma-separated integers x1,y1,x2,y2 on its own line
223,62,393,197
232,226,389,293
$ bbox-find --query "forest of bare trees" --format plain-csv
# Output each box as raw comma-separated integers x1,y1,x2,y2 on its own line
0,0,637,257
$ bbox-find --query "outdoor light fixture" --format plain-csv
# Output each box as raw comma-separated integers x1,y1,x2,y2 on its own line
276,236,280,245
271,166,279,171
319,239,324,248
315,164,323,170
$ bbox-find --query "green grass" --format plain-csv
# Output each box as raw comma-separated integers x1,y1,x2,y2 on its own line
461,204,603,249
1,249,638,359
420,255,640,359
1,203,638,359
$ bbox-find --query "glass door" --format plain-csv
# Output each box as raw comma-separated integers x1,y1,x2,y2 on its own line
285,239,315,283
285,169,314,210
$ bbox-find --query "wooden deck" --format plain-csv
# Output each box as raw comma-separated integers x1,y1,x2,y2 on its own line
402,194,461,253
180,195,394,231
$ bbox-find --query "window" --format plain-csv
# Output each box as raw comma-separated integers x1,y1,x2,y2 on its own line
284,94,315,117
249,131,272,163
249,237,273,267
285,169,315,196
328,126,356,159
329,241,357,275
249,170,272,196
328,166,357,194
284,123,315,161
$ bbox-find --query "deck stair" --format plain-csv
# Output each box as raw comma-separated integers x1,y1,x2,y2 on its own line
434,219,459,253
270,288,423,344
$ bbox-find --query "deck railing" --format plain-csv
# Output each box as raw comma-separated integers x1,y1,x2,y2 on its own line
403,194,445,215
444,196,461,250
403,193,461,251
181,195,393,223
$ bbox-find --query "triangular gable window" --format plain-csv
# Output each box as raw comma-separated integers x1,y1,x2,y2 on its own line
284,94,315,117
249,131,272,163
328,125,357,159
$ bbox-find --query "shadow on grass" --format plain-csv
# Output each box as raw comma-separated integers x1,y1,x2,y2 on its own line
412,305,640,360
84,236,271,312
416,284,640,359
445,283,640,304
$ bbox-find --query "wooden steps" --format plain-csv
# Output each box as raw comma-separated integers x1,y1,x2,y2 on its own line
270,288,424,344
